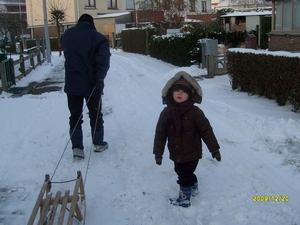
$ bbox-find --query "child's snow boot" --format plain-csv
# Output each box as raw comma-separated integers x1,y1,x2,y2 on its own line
191,181,199,197
170,186,192,208
92,129,108,152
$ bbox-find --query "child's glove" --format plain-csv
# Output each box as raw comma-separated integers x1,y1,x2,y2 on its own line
212,151,221,162
155,155,162,165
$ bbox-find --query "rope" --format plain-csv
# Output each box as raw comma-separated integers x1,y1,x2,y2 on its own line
51,86,97,182
51,178,77,184
46,85,102,225
84,95,102,186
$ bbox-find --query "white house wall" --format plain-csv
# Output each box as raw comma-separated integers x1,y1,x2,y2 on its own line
25,0,213,30
246,16,260,31
26,0,77,27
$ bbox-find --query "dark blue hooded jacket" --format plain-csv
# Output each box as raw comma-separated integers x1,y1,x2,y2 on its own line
60,21,111,97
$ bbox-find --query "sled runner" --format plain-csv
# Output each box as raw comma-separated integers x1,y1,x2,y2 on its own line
27,171,86,225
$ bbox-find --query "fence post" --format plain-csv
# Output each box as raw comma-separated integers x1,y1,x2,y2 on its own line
207,54,215,78
30,53,34,69
9,58,16,85
112,32,115,49
0,62,8,92
22,37,27,50
145,29,149,55
19,54,25,76
37,50,41,65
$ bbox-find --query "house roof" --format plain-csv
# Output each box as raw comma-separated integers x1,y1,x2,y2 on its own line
94,12,130,19
217,0,271,7
221,11,271,17
0,0,25,4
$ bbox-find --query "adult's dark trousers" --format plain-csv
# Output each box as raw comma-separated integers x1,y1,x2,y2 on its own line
174,159,199,187
67,94,104,149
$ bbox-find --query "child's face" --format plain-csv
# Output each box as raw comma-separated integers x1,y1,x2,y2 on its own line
173,89,189,103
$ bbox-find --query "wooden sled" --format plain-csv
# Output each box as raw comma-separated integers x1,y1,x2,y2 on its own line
27,171,86,225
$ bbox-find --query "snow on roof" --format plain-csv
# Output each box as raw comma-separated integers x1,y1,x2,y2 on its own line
0,0,25,4
185,18,203,22
94,12,130,19
217,0,271,7
221,11,271,17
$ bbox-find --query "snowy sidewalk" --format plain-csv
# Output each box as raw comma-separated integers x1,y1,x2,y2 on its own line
1,50,299,225
7,57,65,97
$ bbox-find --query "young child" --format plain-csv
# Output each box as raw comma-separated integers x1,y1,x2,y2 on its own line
153,71,221,208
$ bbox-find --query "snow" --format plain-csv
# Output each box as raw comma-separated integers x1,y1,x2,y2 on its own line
216,0,271,8
94,12,130,19
1,49,300,225
221,11,271,17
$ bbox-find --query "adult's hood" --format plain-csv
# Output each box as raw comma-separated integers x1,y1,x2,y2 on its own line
162,71,203,105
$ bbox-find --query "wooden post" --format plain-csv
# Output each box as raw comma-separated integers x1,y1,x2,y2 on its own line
0,62,8,91
30,53,34,69
47,191,61,225
9,58,16,85
27,175,51,225
22,37,27,50
19,54,25,76
57,190,70,225
145,29,149,55
207,54,215,78
67,171,84,224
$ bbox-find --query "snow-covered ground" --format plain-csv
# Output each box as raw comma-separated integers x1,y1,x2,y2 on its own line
0,49,299,225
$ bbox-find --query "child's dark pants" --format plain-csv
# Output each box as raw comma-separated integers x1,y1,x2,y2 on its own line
174,159,199,187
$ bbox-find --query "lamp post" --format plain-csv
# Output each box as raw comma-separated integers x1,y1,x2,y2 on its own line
42,0,52,64
19,0,23,37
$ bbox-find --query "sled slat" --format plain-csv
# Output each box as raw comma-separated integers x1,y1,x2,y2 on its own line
27,175,51,225
46,191,61,225
57,190,70,225
38,192,52,225
67,171,84,224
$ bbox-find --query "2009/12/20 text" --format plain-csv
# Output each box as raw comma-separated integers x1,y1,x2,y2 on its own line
253,195,290,202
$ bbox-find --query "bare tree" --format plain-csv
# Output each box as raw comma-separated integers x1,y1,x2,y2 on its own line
137,0,197,25
0,7,27,44
0,14,10,39
48,0,69,56
240,0,259,8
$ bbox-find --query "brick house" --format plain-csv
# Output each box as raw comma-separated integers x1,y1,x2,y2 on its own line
267,0,300,52
186,14,217,21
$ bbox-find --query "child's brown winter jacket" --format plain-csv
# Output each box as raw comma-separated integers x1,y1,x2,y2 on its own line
153,71,220,163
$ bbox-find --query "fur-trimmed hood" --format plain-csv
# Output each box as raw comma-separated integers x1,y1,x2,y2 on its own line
162,71,203,105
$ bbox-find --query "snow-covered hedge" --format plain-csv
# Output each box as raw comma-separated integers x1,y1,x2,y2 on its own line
227,49,300,112
149,32,201,67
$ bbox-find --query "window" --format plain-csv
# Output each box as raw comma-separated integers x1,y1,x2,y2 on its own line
275,0,300,31
108,0,117,9
85,0,95,8
126,0,135,10
274,1,282,30
236,16,245,25
163,0,171,10
190,0,195,12
201,1,207,12
177,0,184,11
292,0,300,30
283,0,291,30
